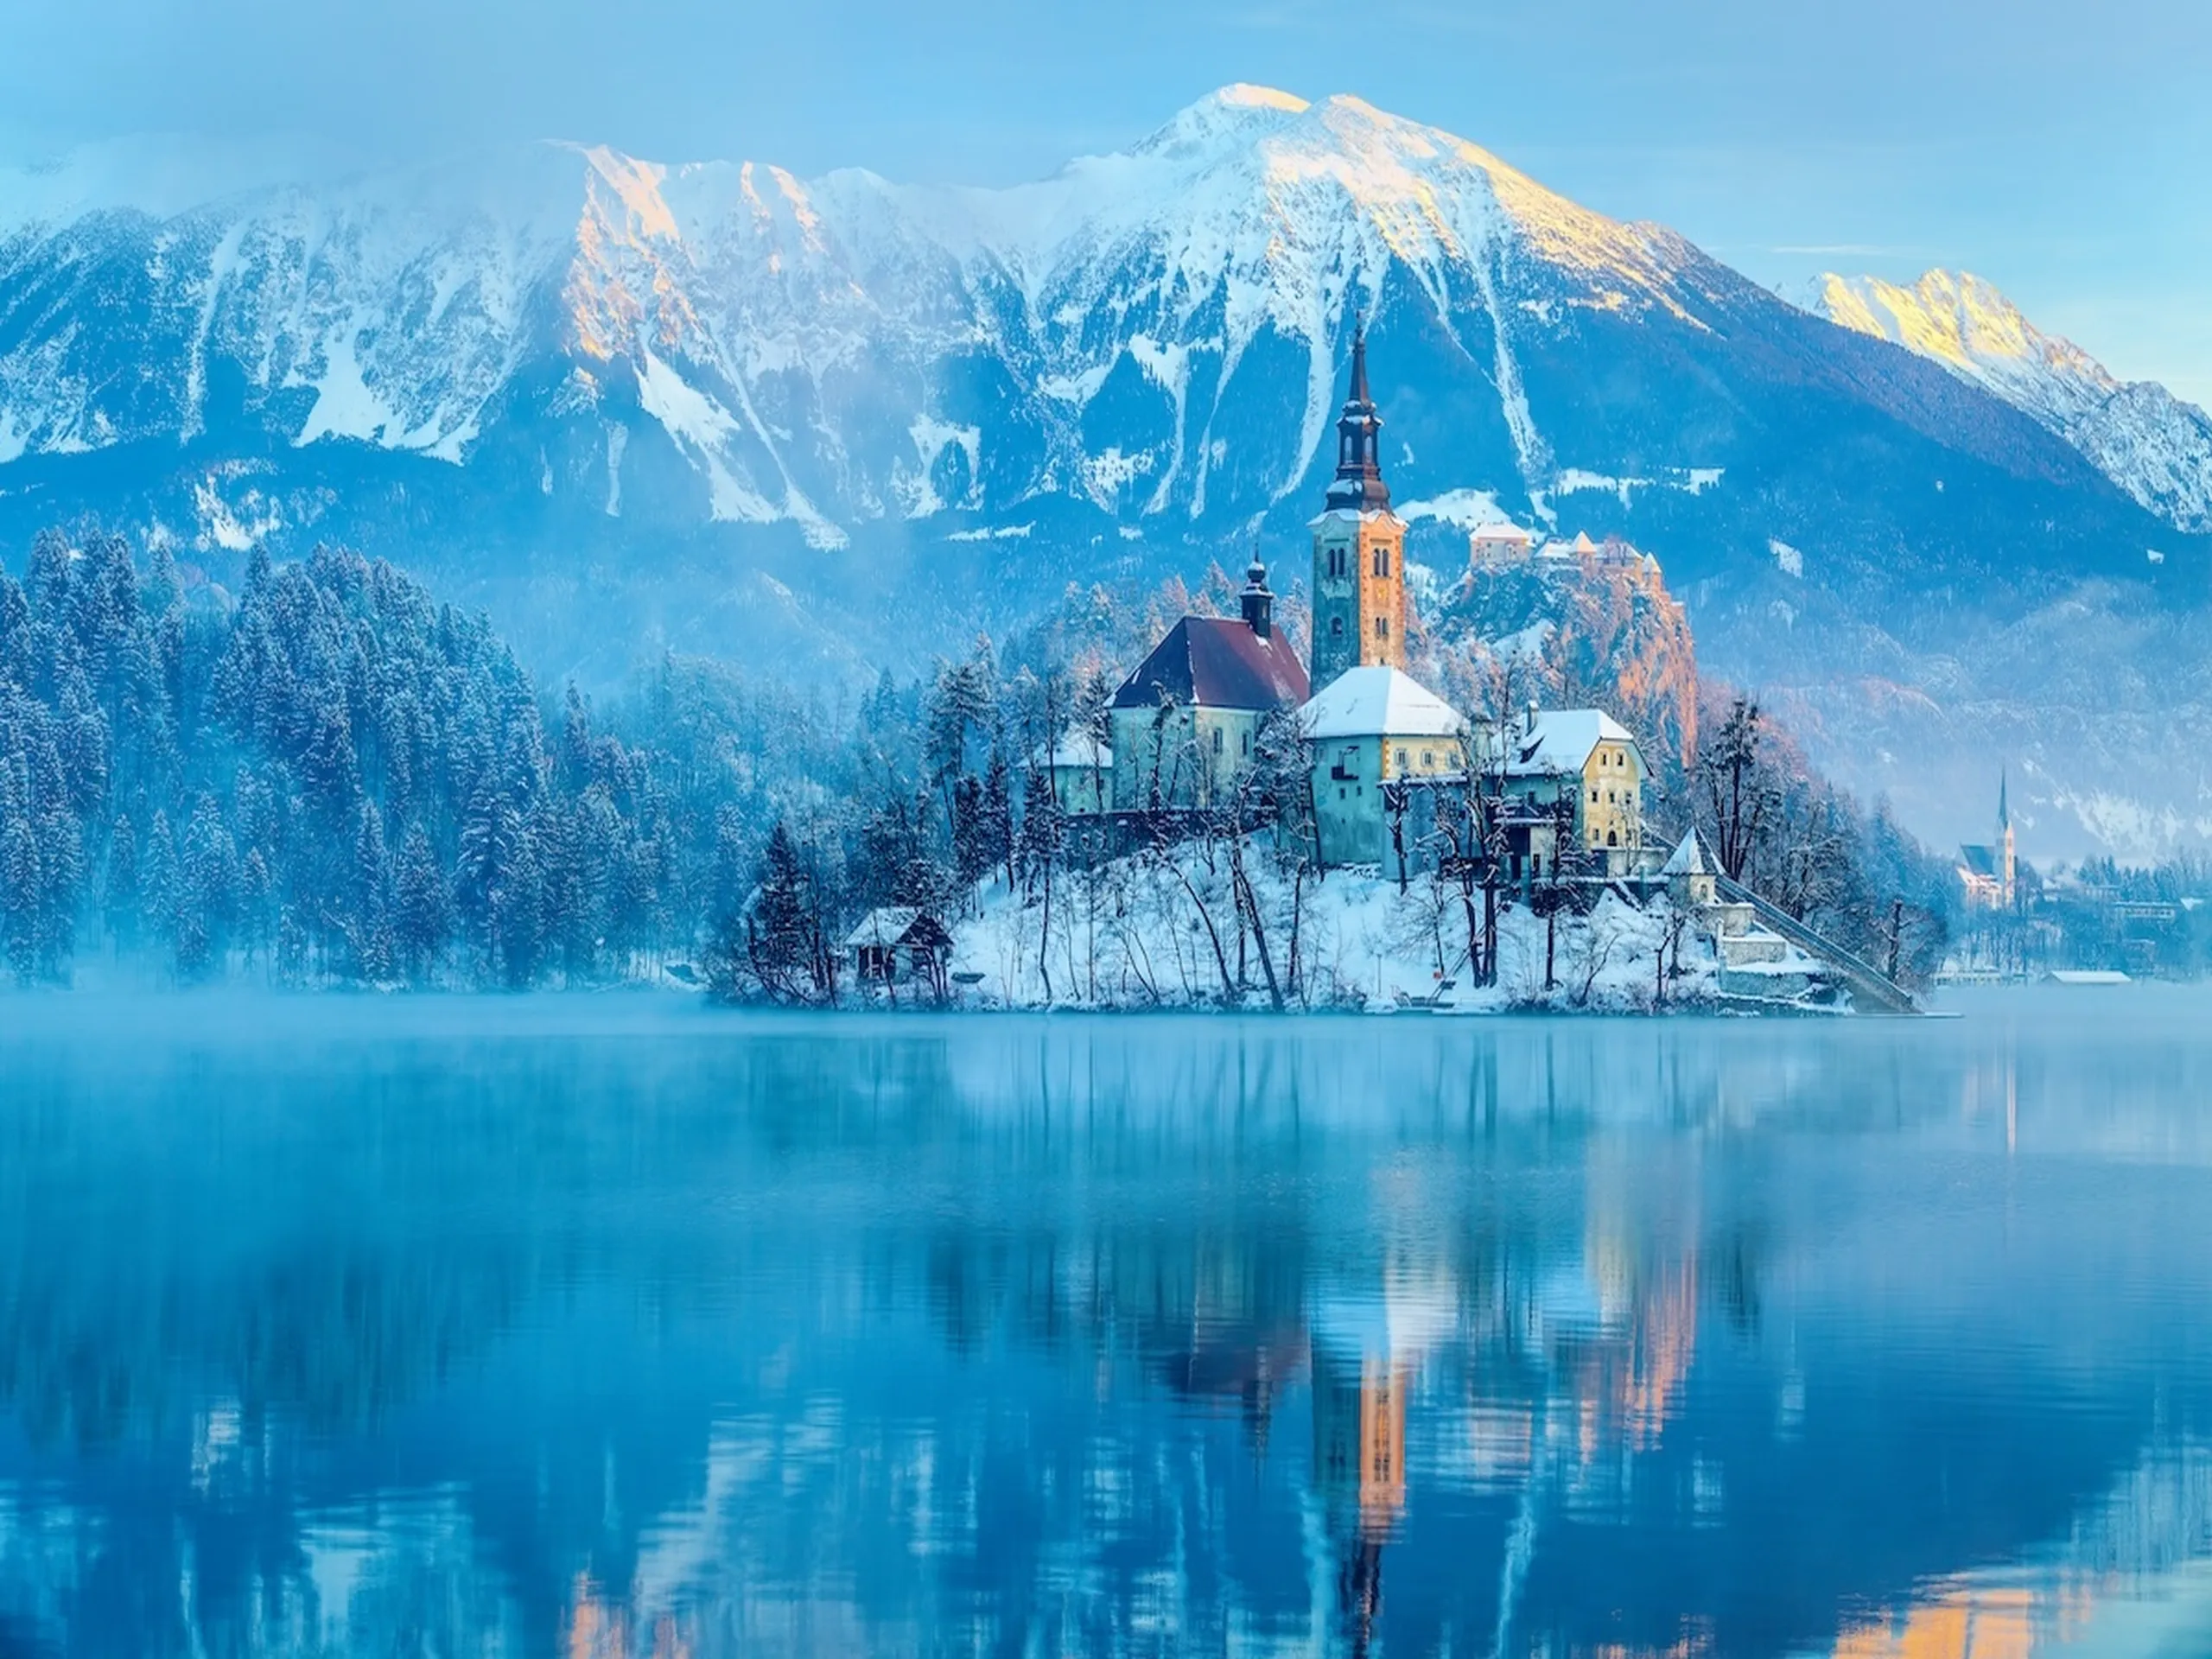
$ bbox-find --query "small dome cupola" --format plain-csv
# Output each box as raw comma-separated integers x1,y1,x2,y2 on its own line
1240,557,1274,638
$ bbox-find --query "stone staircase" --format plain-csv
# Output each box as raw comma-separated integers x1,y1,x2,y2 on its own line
1710,874,1922,1014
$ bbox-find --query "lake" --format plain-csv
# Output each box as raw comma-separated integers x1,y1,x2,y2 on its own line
3,989,2212,1657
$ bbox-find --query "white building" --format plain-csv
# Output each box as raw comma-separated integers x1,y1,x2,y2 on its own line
1033,731,1112,817
1469,522,1535,569
1300,665,1471,868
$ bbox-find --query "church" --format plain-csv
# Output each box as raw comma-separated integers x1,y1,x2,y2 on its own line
1061,325,1648,874
1958,772,2032,911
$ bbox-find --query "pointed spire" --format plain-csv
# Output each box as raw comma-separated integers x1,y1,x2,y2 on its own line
1999,766,2009,831
1325,315,1390,512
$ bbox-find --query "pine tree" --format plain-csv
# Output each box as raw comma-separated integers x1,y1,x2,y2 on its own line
179,794,239,979
0,775,40,982
142,810,180,964
746,821,825,1003
395,823,451,982
102,813,139,950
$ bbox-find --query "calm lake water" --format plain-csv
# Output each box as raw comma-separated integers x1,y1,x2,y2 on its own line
4,990,2212,1658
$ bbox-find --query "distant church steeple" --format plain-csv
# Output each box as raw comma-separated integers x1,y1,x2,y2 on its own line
1310,319,1407,687
1999,766,2016,910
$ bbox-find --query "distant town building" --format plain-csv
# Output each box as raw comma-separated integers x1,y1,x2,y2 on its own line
1109,558,1308,811
1310,325,1408,689
1300,665,1471,868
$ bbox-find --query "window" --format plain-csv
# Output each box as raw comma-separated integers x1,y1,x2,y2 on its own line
1421,750,1433,767
1241,731,1249,757
1395,747,1408,771
1607,830,1619,848
1330,616,1344,638
1211,727,1224,753
1376,616,1389,639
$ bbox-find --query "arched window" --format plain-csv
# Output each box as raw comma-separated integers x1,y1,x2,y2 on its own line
1330,616,1344,638
1607,830,1619,848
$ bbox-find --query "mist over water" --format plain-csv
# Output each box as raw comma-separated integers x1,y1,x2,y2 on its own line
3,989,2212,1656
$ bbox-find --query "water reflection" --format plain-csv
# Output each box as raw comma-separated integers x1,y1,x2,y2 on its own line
1,989,2211,1656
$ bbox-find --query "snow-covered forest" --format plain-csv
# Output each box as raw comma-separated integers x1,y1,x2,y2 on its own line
0,527,1957,1000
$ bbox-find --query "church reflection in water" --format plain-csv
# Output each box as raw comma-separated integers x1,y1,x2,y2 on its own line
8,1001,2212,1657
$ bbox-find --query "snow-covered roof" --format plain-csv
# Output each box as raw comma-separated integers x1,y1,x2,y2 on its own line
1038,731,1111,769
1300,665,1466,741
1470,522,1533,544
1503,709,1639,776
843,906,944,949
1661,829,1710,877
1306,506,1402,531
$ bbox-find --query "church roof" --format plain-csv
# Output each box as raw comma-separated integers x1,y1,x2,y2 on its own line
1959,844,1999,879
1300,665,1465,740
1111,615,1310,713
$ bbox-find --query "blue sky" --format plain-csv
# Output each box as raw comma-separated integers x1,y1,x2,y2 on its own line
9,0,2209,400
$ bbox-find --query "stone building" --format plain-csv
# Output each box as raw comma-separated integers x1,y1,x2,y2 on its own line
1032,731,1112,817
1300,665,1471,868
1501,707,1648,874
1309,325,1407,690
1109,561,1309,811
1468,522,1535,568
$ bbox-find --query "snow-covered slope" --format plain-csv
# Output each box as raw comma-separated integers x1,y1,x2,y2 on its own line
0,86,1739,536
1812,270,2212,533
2,91,2209,856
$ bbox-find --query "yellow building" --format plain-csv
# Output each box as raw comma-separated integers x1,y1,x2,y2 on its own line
1501,708,1648,875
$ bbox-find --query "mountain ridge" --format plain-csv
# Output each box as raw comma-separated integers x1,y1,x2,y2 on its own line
1,87,2208,858
1810,269,2212,533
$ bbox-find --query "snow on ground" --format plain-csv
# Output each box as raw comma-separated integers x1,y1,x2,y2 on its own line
936,854,1724,1014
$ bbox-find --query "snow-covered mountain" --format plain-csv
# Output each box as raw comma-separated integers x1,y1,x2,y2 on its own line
1812,270,2212,534
2,88,2209,855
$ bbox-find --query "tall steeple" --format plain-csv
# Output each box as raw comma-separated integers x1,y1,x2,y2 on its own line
1999,766,2016,909
1325,320,1391,512
1310,320,1408,688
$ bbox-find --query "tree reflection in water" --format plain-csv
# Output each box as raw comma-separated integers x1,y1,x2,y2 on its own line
2,991,2211,1656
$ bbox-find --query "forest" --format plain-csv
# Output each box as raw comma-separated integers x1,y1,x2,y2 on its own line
0,524,1966,1000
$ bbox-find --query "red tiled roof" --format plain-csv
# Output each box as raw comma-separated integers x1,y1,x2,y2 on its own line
1112,616,1310,712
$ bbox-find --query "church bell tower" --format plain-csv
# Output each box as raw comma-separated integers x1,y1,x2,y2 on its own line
1310,322,1407,689
1999,768,2016,911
